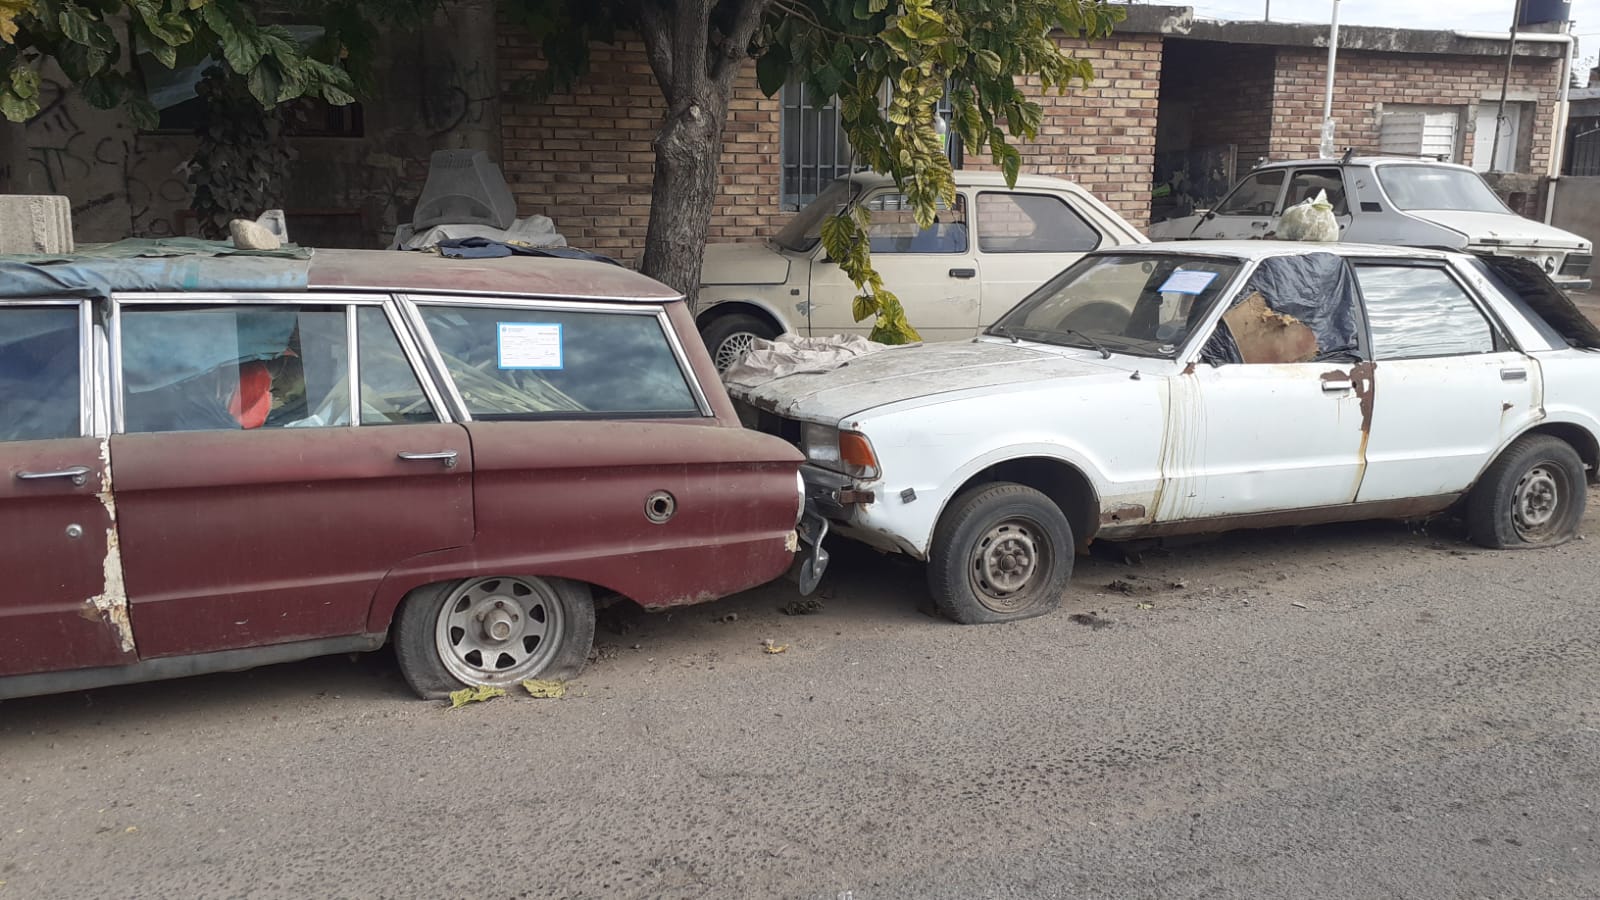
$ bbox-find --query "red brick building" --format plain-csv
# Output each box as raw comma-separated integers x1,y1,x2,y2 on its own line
498,7,1571,262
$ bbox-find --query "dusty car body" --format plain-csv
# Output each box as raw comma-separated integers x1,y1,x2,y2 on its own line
730,242,1600,625
695,171,1148,369
1148,158,1593,292
0,244,811,700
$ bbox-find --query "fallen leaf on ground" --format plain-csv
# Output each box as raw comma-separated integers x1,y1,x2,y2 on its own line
761,639,789,654
124,826,137,834
448,685,506,708
1137,602,1154,610
520,679,567,699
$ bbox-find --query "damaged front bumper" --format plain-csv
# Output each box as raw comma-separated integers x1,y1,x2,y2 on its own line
792,464,880,594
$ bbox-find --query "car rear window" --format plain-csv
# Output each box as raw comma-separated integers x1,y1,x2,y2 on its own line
417,305,702,419
0,306,80,442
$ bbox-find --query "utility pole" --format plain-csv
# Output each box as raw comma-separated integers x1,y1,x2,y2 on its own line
1319,0,1342,158
1265,0,1271,21
1490,0,1527,172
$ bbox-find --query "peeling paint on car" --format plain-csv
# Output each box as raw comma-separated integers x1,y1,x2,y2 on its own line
87,438,134,655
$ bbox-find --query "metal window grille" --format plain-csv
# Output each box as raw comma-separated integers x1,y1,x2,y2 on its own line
780,80,965,211
1567,125,1600,177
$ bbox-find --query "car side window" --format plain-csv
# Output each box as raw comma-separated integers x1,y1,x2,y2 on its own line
976,193,1101,254
1355,265,1495,359
1216,171,1286,216
863,192,969,254
357,307,437,425
0,305,81,442
416,305,701,419
120,304,351,433
1284,168,1349,216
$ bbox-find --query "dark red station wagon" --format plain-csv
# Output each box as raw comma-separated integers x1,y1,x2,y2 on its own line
0,244,813,700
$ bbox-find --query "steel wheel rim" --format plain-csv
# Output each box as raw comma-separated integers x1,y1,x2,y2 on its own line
968,517,1050,612
1512,465,1563,540
434,576,565,686
715,331,761,371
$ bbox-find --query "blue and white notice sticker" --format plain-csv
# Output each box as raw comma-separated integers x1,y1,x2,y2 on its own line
1158,270,1219,295
497,322,563,370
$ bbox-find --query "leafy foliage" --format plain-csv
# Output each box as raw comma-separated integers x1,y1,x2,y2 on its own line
187,66,288,239
508,0,1123,342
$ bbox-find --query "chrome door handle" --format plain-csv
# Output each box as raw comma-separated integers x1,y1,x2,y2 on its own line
1500,367,1528,382
1251,221,1269,229
16,466,90,486
1322,380,1353,393
398,450,459,469
948,268,977,279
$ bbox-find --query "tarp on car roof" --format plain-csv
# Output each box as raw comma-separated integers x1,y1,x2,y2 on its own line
0,238,312,301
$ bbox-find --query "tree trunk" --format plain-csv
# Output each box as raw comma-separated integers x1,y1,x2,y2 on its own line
640,92,726,307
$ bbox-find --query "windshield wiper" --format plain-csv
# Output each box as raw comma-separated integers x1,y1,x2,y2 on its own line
989,324,1021,344
1063,329,1113,359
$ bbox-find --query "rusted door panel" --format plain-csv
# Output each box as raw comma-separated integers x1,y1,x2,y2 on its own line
1356,353,1541,502
0,437,135,676
110,424,473,658
1159,363,1368,521
460,420,802,609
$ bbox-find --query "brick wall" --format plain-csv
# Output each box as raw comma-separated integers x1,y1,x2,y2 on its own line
1268,48,1562,171
499,29,1163,261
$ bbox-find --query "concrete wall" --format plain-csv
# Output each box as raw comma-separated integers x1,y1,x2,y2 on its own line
1550,176,1600,250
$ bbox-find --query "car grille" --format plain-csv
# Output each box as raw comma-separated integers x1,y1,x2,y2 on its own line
1560,253,1592,278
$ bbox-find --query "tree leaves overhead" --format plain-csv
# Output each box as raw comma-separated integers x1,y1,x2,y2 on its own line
0,0,431,124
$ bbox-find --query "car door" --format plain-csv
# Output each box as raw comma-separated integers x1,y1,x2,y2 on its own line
108,296,474,659
0,301,138,677
1159,257,1371,520
1189,169,1288,240
974,190,1105,325
807,190,981,342
406,296,803,603
1349,261,1540,503
1280,167,1354,237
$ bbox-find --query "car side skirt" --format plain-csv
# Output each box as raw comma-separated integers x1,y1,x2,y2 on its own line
1098,493,1462,541
0,633,386,701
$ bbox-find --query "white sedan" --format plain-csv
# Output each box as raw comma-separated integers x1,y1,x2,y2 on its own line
695,171,1147,369
730,242,1600,624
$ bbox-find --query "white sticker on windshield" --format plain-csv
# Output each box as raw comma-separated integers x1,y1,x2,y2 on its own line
1159,270,1219,295
497,322,563,370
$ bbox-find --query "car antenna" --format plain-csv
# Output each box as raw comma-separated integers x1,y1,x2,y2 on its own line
1340,147,1355,164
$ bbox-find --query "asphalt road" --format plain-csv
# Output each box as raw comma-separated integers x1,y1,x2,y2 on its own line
4,502,1600,899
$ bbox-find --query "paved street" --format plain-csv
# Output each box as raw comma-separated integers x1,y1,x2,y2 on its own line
4,499,1600,898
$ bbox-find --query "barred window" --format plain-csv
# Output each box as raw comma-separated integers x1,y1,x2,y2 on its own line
780,80,964,211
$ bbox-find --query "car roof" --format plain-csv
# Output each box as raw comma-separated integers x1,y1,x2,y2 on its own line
1251,156,1476,173
0,243,681,304
845,170,1087,192
1126,240,1461,262
307,249,680,302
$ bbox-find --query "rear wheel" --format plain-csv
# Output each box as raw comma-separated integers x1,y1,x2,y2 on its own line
394,575,596,699
1467,435,1587,549
927,483,1073,624
701,312,780,372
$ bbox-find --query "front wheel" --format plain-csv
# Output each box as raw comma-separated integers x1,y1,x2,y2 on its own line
1467,435,1588,549
927,483,1074,624
394,575,596,699
701,312,781,372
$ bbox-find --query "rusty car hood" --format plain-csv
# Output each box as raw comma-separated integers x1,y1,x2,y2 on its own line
729,340,1122,424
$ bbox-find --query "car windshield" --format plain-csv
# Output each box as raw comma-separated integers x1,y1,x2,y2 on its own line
1375,165,1508,213
991,253,1242,359
772,179,858,252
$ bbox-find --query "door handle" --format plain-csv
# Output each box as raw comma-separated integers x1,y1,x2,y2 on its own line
16,465,90,486
1251,221,1269,230
398,450,459,469
948,268,976,279
1500,367,1528,382
1322,380,1353,393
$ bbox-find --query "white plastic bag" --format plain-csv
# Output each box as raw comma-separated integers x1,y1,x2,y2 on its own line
1274,190,1340,242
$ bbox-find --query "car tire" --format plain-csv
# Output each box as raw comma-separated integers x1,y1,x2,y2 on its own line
701,312,781,372
1467,434,1588,550
393,575,596,699
927,483,1074,625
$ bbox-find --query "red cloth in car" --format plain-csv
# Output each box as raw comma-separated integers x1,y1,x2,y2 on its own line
228,361,272,429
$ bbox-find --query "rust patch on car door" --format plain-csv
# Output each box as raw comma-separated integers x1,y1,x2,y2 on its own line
88,438,134,654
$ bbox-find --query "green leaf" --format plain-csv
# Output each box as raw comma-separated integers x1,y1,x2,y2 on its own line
0,86,36,122
9,60,36,99
246,61,281,106
851,293,875,323
755,48,788,98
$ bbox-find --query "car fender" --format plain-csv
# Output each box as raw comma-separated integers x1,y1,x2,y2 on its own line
695,294,797,335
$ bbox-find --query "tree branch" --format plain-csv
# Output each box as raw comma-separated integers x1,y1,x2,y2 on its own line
635,3,676,93
711,0,771,92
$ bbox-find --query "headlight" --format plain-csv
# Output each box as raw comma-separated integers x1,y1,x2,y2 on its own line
801,422,881,480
